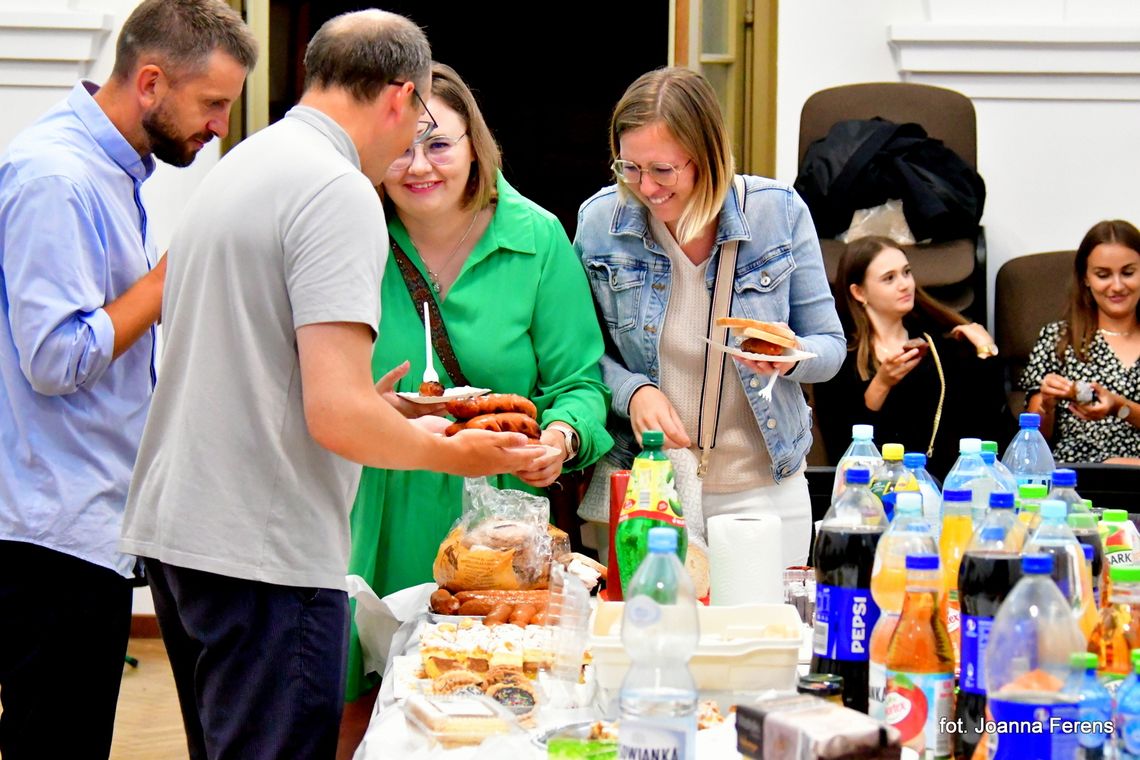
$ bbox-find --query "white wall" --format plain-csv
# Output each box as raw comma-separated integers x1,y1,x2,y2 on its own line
776,0,1140,324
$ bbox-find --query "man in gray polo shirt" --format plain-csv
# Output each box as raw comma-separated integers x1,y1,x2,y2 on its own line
120,10,539,759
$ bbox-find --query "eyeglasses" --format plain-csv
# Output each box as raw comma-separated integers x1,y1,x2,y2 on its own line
389,79,437,145
387,133,469,173
612,158,693,187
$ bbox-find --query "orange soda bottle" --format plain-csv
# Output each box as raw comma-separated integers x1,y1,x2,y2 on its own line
884,553,955,759
938,488,973,667
1088,565,1140,695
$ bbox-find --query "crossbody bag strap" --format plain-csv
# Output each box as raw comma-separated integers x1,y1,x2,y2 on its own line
923,332,946,460
696,175,747,478
390,238,470,387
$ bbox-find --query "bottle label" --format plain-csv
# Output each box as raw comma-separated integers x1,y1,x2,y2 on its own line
619,717,692,760
1124,713,1140,752
884,670,954,758
1104,524,1136,566
813,584,879,661
868,658,886,720
986,696,1079,759
620,458,684,527
959,614,993,694
946,590,961,638
1077,701,1110,749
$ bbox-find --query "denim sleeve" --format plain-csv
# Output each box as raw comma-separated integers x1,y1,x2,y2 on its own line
2,175,114,395
780,192,846,384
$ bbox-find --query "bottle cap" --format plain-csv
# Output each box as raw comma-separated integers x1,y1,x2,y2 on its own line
959,437,982,454
641,430,664,447
1019,484,1048,499
1082,499,1094,512
845,467,871,485
903,452,927,469
981,451,996,465
1103,509,1129,522
796,674,844,698
894,492,922,515
1132,649,1140,667
1019,412,1042,429
981,440,999,455
1019,502,1040,514
989,492,1014,510
943,488,972,503
905,553,940,571
1052,468,1077,488
852,424,874,441
1110,566,1140,584
647,526,678,553
1082,543,1094,562
980,526,1006,542
882,443,904,460
1070,651,1098,670
1068,513,1096,530
1021,553,1054,574
1041,500,1067,521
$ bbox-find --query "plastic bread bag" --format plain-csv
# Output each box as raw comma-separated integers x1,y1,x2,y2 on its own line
839,199,917,245
433,477,570,592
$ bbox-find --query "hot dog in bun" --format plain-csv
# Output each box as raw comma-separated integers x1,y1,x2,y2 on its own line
715,317,797,356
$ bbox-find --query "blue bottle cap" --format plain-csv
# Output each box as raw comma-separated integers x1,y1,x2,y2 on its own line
903,452,926,468
1041,499,1067,521
845,467,871,485
1082,543,1094,561
989,492,1014,509
1052,468,1077,488
943,488,972,503
647,527,678,553
980,526,1006,542
1022,553,1054,574
906,553,940,571
1019,412,1042,429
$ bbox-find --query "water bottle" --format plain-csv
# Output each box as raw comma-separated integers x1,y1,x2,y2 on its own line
981,440,1018,492
1069,512,1106,608
1027,499,1089,613
1017,482,1048,533
1002,412,1057,490
903,452,942,540
982,553,1084,759
616,431,686,595
811,466,888,713
619,527,698,760
1116,650,1140,759
870,443,918,522
1064,652,1113,759
832,424,882,501
1048,468,1087,515
944,437,1006,525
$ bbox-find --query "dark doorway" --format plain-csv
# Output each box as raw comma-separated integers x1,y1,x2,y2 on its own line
268,1,669,237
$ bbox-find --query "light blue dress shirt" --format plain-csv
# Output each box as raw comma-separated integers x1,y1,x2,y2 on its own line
0,81,157,577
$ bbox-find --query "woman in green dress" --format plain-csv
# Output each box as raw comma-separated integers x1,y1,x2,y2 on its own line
344,63,612,700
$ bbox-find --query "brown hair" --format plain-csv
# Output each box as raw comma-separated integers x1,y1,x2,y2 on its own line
111,0,257,81
836,235,967,381
609,67,734,246
1060,219,1140,361
426,63,501,211
303,9,430,103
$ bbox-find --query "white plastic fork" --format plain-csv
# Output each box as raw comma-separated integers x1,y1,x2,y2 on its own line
422,301,439,388
757,372,779,403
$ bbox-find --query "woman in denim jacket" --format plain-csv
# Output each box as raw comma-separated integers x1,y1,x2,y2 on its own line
573,68,845,566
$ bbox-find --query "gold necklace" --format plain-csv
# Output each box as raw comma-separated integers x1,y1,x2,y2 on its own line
411,210,480,293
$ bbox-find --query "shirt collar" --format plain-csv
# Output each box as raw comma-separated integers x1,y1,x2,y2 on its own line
70,81,155,182
608,177,751,245
284,105,361,169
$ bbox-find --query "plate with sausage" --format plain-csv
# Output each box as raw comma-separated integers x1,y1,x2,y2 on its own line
396,385,491,405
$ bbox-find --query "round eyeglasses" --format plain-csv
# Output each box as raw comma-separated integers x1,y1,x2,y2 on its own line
612,158,693,187
387,133,469,173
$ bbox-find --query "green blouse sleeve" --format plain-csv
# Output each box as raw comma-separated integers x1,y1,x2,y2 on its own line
529,217,614,469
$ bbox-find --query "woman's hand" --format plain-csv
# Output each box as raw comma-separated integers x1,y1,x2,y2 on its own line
513,434,565,487
1069,380,1118,421
950,322,999,357
629,385,692,449
375,360,447,418
734,356,796,376
874,346,923,388
1037,372,1075,408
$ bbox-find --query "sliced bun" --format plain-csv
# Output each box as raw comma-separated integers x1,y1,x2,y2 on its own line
740,325,797,350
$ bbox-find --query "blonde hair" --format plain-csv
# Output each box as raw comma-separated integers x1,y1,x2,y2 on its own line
428,62,500,210
609,67,734,245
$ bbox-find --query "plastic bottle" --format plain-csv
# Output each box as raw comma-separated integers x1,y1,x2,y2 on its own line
1017,483,1048,534
616,431,686,595
870,443,918,522
1089,566,1140,697
1064,651,1113,760
1070,512,1106,609
832,424,882,501
1078,543,1100,640
618,527,698,760
982,553,1084,760
955,509,1024,760
1048,468,1087,515
945,437,1007,526
903,452,942,540
883,553,955,759
811,466,888,714
1002,412,1057,490
1115,650,1140,759
1027,499,1088,615
868,493,937,720
938,488,972,666
981,440,1018,493
1102,509,1140,571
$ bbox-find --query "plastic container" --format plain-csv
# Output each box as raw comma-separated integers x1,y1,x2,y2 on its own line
945,437,1005,525
981,440,1018,494
1002,412,1057,490
402,692,519,748
1064,652,1113,759
1089,565,1140,695
870,443,917,521
938,487,973,666
1048,468,1087,515
903,452,942,540
1069,512,1106,609
615,431,686,595
1101,509,1140,569
1027,499,1088,613
832,424,882,501
1114,651,1140,759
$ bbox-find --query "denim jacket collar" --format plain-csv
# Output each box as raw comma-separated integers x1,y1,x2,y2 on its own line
607,179,751,248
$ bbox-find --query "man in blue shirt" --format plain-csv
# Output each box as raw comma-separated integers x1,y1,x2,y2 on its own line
0,2,256,757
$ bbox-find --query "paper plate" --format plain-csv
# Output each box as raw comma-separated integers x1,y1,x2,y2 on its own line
701,336,817,363
396,386,490,405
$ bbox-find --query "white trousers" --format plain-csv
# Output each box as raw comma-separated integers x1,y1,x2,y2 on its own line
702,472,812,568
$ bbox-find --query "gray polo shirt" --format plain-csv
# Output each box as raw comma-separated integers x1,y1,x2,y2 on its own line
121,106,385,590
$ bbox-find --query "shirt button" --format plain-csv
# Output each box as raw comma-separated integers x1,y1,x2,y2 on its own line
611,275,618,286
766,419,777,430
644,324,657,334
760,273,772,287
750,377,760,388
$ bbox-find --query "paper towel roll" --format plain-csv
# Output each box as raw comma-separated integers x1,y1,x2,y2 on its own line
708,513,784,606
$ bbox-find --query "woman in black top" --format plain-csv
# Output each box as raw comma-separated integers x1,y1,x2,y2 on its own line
814,236,1012,478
